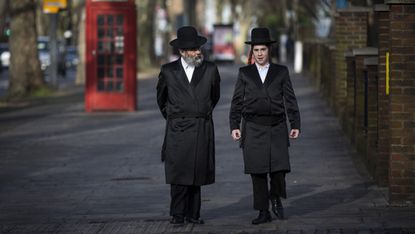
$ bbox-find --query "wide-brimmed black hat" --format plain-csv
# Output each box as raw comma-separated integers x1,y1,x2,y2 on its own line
245,27,277,45
169,26,207,49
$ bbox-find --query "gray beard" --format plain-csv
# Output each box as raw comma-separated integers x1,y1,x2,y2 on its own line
182,54,204,67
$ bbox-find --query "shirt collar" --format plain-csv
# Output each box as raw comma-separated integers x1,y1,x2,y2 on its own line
255,62,270,70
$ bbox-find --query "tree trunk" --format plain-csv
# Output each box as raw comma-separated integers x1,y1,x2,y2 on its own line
136,0,156,70
0,1,9,42
36,3,48,37
8,0,44,97
75,7,85,85
161,0,171,64
185,0,196,26
146,0,156,65
232,0,254,63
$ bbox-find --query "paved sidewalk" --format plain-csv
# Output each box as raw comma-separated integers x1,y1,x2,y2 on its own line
0,64,414,233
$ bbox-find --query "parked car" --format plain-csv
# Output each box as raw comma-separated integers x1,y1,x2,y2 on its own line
0,43,10,69
37,36,66,76
37,37,50,71
65,45,79,69
0,37,67,75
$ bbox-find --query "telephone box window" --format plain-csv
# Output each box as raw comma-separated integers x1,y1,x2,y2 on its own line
96,14,125,92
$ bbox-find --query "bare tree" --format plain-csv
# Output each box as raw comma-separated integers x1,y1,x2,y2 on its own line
229,0,255,62
256,0,287,34
8,0,44,97
184,0,197,26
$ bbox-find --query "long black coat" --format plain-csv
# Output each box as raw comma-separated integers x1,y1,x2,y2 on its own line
157,59,220,186
229,63,300,174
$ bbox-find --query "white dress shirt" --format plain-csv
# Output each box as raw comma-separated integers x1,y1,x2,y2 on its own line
181,57,195,83
255,62,270,83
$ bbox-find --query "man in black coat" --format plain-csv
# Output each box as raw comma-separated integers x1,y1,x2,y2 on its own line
229,27,300,225
157,26,220,225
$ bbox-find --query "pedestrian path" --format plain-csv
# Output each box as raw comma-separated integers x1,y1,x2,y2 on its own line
0,64,414,233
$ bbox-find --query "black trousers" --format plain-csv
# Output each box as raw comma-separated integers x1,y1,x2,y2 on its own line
250,171,286,211
170,184,201,219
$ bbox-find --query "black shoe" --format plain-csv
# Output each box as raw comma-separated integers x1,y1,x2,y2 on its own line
271,197,284,219
185,217,205,224
170,216,185,225
251,210,272,225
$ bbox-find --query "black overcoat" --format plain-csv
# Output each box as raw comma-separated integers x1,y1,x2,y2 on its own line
157,59,220,186
229,63,300,174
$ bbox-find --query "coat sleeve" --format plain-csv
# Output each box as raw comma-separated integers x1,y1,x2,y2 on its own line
156,67,168,119
211,65,221,108
229,68,245,131
282,67,301,131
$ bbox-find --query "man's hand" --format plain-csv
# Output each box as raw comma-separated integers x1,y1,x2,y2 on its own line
289,129,300,139
231,129,241,141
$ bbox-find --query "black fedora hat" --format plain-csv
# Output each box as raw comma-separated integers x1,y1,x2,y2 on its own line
169,26,207,49
245,27,277,45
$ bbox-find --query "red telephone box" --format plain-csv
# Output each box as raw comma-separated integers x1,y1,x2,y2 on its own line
85,0,137,112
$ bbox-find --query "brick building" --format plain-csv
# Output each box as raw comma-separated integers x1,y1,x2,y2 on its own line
303,1,415,205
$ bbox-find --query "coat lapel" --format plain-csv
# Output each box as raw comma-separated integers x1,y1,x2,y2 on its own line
173,59,195,98
247,64,263,89
263,63,277,88
190,62,207,88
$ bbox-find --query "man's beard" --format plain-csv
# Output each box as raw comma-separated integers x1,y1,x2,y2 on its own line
182,53,204,67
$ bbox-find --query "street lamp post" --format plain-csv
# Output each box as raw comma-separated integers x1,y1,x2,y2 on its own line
49,13,59,88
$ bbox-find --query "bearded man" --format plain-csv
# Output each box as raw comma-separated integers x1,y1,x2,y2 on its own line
156,26,221,225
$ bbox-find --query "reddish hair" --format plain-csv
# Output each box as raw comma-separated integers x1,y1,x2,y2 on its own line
247,45,273,65
247,48,254,64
